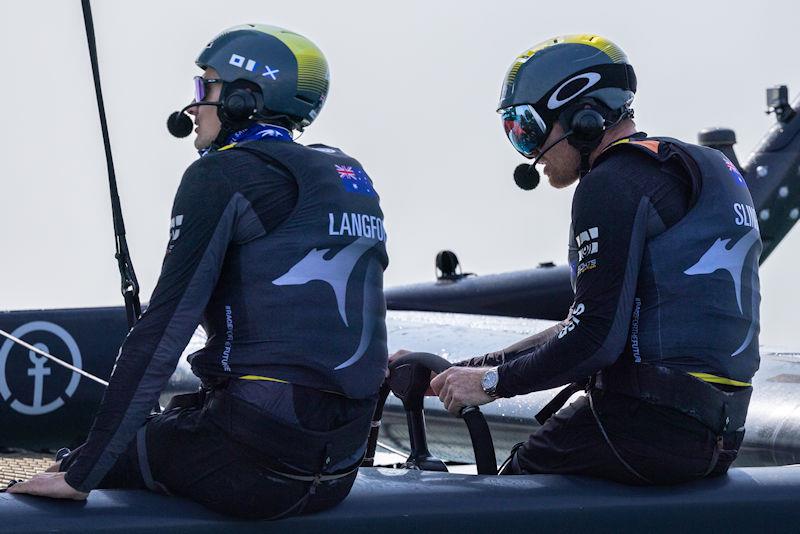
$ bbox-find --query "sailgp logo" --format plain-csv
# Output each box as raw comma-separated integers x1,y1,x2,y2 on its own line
575,226,599,261
684,228,761,356
170,215,184,241
273,237,379,370
167,215,184,254
0,322,82,415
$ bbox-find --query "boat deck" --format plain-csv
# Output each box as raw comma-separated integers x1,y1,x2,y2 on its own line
0,452,51,488
2,465,799,533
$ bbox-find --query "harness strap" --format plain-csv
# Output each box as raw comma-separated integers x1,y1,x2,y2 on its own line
702,436,724,478
535,381,586,424
262,464,359,483
135,425,171,495
265,442,357,521
588,389,654,484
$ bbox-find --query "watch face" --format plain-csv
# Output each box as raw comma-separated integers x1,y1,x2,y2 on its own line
482,369,498,391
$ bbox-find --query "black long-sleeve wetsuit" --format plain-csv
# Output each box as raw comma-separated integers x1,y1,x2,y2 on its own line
457,135,752,484
62,140,382,517
459,134,698,393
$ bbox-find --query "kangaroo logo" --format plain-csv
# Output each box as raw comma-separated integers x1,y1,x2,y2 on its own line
273,237,379,369
684,229,759,313
684,228,760,356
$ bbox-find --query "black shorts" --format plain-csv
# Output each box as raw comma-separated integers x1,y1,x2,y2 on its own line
506,390,744,485
60,396,358,519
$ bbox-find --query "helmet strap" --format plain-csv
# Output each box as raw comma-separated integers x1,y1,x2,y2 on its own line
579,146,592,178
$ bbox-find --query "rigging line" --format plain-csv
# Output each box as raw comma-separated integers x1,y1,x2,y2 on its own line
375,440,408,457
80,0,141,328
0,329,109,387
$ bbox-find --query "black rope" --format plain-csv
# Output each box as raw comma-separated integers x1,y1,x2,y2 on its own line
81,0,141,329
588,389,653,484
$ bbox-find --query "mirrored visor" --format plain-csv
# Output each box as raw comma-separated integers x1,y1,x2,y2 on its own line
193,76,224,103
500,104,549,158
193,75,206,102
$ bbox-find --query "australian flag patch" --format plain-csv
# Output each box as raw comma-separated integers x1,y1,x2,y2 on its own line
335,164,377,197
723,157,746,186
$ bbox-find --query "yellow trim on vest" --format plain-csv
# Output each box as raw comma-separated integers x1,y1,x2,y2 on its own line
239,374,290,384
238,374,346,396
217,143,238,151
610,138,631,148
688,372,751,387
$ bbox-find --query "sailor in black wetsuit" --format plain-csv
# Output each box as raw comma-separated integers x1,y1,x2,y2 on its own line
9,25,388,517
425,35,760,484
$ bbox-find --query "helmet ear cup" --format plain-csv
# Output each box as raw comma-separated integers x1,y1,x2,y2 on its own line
569,108,606,144
219,81,264,123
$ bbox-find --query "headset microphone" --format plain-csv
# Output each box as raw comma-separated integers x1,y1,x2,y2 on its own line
513,163,540,190
512,130,573,191
167,102,221,138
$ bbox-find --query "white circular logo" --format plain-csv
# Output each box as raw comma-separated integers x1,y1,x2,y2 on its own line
547,72,602,110
0,321,82,415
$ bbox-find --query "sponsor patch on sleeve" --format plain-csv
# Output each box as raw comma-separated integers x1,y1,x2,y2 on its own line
575,226,599,261
576,258,597,276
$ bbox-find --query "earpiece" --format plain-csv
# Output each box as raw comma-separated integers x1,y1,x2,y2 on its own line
569,108,606,144
558,100,611,177
218,80,264,123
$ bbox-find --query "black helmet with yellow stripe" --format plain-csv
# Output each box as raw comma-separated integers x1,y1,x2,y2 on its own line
498,35,636,158
197,24,329,130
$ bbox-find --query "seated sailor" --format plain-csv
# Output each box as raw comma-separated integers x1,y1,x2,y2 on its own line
9,24,389,518
398,34,759,485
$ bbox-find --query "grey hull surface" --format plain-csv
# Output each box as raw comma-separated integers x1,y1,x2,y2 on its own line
383,311,800,468
1,307,799,467
2,466,799,533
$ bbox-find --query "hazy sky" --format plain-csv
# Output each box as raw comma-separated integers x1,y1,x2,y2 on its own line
1,0,799,346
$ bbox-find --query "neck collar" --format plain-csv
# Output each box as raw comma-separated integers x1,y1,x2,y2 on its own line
199,123,293,157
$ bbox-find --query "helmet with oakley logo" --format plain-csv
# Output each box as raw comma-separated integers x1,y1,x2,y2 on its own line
197,24,330,130
498,34,636,158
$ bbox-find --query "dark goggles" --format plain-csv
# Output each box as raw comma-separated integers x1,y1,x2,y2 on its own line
193,76,224,102
500,104,550,158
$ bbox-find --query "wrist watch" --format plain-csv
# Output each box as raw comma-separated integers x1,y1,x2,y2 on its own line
481,367,500,398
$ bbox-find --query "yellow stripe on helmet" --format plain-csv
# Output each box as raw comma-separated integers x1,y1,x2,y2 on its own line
223,24,330,95
506,34,628,86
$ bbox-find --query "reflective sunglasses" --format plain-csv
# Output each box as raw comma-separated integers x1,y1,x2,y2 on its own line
193,76,224,102
500,104,551,158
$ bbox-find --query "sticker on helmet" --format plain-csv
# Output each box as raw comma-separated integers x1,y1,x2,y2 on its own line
228,54,281,80
547,72,602,110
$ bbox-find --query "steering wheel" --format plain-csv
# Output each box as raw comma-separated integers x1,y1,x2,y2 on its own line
381,352,498,475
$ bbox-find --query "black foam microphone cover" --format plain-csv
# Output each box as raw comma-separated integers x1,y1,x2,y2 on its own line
513,163,540,190
167,111,193,138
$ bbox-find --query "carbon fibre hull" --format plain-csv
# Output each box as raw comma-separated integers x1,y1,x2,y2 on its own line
1,307,799,468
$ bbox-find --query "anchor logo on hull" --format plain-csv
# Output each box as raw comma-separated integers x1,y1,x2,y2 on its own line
0,321,83,415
